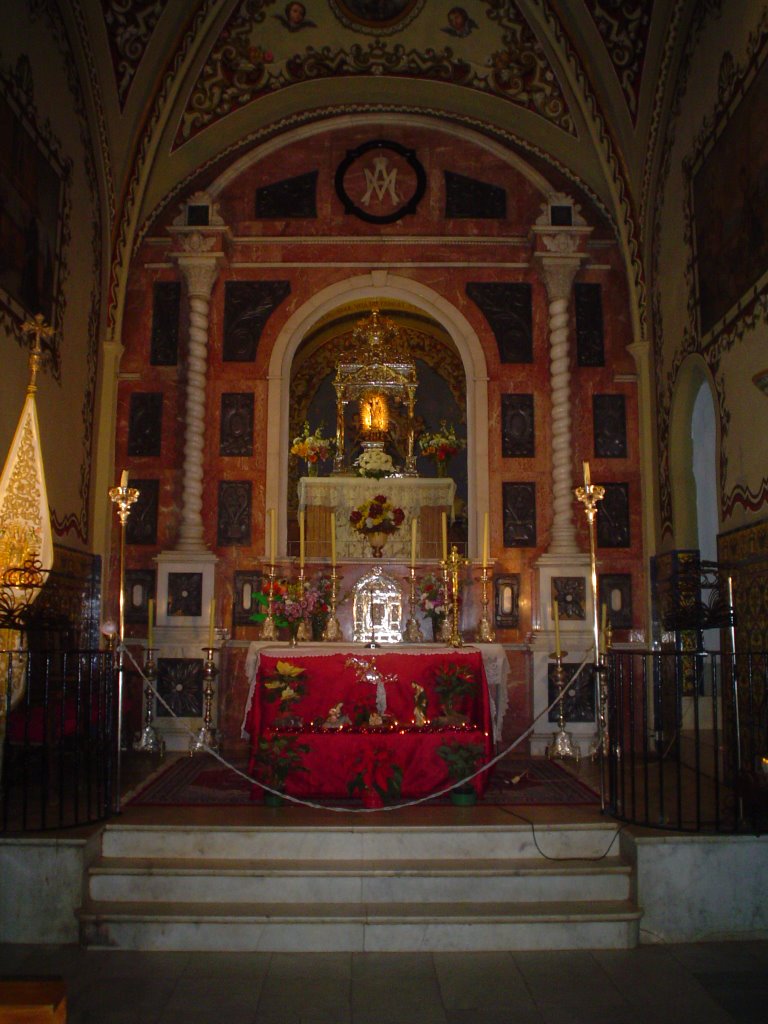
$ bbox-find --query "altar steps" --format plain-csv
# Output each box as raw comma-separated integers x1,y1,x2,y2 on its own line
78,822,641,951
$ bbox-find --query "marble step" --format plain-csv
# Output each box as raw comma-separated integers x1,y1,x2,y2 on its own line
87,855,631,905
79,898,642,951
100,823,620,862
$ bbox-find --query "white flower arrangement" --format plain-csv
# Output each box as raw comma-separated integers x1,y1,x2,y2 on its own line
355,449,394,479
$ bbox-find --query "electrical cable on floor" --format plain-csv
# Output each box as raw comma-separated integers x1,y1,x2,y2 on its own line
121,643,621,859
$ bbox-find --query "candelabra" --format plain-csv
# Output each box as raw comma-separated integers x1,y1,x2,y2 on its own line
445,545,468,647
475,564,495,643
133,648,164,756
108,475,139,812
260,563,278,640
295,567,311,642
437,558,452,643
322,569,343,641
189,647,219,754
403,567,424,642
546,652,580,763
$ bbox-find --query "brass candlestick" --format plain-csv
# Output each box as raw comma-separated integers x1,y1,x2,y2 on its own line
295,567,311,642
322,569,342,641
475,564,495,643
403,566,424,642
189,646,219,754
108,474,140,812
133,647,164,756
575,462,607,808
260,563,278,640
546,652,581,763
445,545,468,647
437,559,452,643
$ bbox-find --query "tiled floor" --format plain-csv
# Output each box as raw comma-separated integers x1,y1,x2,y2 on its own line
2,941,767,1023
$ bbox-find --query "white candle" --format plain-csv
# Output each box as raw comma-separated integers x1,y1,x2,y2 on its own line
208,598,216,648
330,511,336,566
268,508,276,564
411,517,418,568
482,511,489,567
147,598,154,649
441,511,448,561
120,469,128,489
298,509,305,569
583,461,591,488
553,599,561,658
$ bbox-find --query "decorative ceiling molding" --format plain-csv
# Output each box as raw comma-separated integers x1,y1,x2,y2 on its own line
101,0,164,109
584,0,653,121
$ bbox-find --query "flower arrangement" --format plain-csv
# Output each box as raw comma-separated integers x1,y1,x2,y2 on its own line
418,420,466,470
434,660,477,719
349,493,405,536
348,745,403,807
262,660,307,714
290,422,334,469
354,448,394,479
416,572,447,620
252,733,310,794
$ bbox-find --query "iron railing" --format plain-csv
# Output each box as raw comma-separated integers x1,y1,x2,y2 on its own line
607,648,767,834
1,648,117,831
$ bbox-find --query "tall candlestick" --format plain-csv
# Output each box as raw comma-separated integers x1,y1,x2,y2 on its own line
147,598,154,649
583,461,591,488
441,511,448,561
298,509,305,569
330,511,336,566
553,599,561,658
482,510,489,567
120,469,128,489
411,517,418,568
208,598,216,648
600,602,607,654
268,508,276,564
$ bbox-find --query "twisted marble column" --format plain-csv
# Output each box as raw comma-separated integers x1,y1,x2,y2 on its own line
540,258,582,555
175,255,219,551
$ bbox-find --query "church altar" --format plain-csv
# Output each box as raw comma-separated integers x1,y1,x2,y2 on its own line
241,643,501,801
298,477,455,560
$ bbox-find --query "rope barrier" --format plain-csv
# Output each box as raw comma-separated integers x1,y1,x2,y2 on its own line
122,643,598,814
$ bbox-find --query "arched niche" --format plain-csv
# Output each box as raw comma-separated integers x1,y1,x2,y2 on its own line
669,355,720,552
265,273,489,558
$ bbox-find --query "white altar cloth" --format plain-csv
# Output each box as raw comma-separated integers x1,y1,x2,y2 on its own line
242,641,509,744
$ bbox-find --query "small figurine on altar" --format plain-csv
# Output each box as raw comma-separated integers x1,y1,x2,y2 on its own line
412,683,429,726
321,701,350,730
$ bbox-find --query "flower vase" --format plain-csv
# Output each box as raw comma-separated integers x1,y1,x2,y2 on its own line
306,461,318,477
431,614,446,642
287,620,300,647
435,459,449,478
366,530,388,558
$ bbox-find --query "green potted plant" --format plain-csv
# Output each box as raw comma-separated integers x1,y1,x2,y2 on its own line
252,734,310,806
436,741,486,806
433,661,477,723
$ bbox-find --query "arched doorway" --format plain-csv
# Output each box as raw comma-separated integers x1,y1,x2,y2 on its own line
265,274,490,559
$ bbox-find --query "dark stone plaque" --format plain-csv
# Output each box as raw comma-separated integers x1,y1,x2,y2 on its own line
167,572,202,618
124,569,156,625
575,282,605,366
217,481,252,546
502,482,537,547
466,283,532,363
501,394,534,457
552,576,586,620
599,573,633,630
593,394,627,458
220,393,254,456
547,662,596,723
127,392,163,457
223,280,291,362
444,171,506,219
125,479,159,546
150,281,180,366
494,574,520,629
256,171,318,218
597,483,630,548
156,658,204,718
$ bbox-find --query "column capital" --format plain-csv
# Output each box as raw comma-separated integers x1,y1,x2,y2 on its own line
172,243,224,298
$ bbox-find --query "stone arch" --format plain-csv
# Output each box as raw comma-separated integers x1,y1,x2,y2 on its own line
669,355,720,551
266,272,489,558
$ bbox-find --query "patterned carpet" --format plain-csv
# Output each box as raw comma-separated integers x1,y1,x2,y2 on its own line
126,754,599,808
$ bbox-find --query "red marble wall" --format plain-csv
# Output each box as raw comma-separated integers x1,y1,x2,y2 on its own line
113,123,642,747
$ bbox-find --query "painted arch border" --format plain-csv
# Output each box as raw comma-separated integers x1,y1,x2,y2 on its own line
266,272,490,559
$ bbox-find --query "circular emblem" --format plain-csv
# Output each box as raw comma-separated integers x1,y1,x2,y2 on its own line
328,0,425,35
335,140,426,224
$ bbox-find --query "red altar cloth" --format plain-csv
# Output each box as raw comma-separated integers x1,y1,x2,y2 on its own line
244,649,493,802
